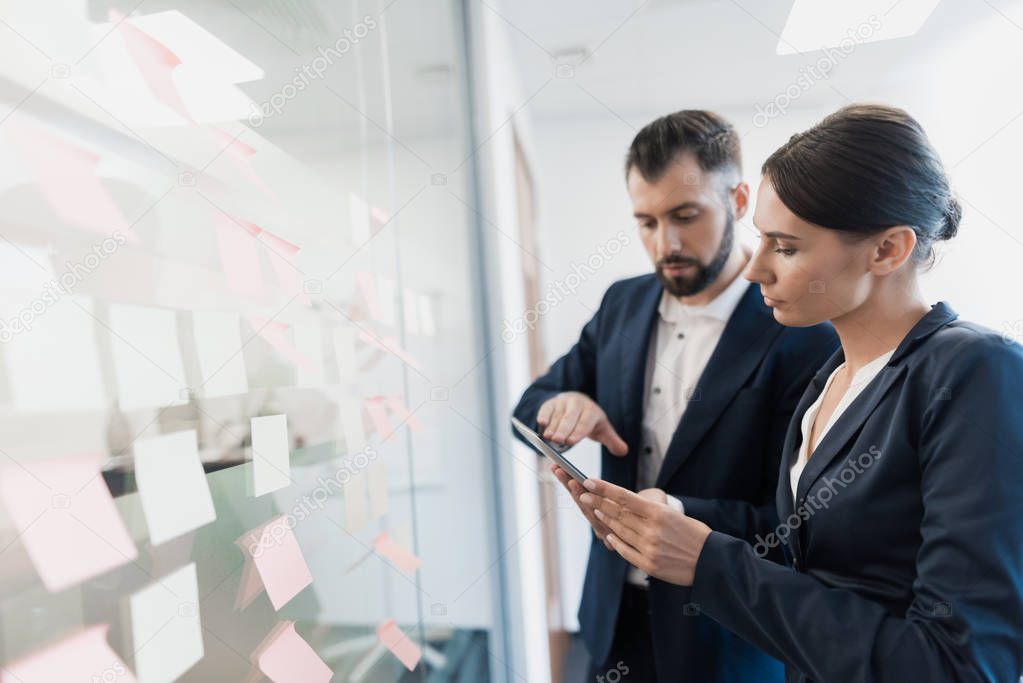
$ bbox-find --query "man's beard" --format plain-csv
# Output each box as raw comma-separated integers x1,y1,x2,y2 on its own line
656,213,735,297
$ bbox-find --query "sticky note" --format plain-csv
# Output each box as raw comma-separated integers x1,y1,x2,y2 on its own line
258,229,309,306
234,551,265,611
376,276,397,326
4,115,136,241
377,619,421,671
215,212,264,298
253,621,331,683
402,287,421,334
343,469,369,534
209,128,275,198
113,10,192,121
247,316,316,372
386,395,424,432
109,303,188,411
237,515,313,610
355,271,382,321
134,430,216,545
372,532,420,575
367,460,389,519
251,415,291,496
192,310,248,398
359,332,423,371
130,562,204,683
3,297,105,412
365,397,392,440
339,397,368,452
0,454,137,593
0,624,136,683
293,325,325,387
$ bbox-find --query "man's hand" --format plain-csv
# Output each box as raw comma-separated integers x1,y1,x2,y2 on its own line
536,391,628,456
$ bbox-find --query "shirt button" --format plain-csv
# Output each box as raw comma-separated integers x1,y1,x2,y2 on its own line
653,387,661,394
677,332,685,339
644,446,652,454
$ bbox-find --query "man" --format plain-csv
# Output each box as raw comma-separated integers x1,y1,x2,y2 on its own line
511,111,838,682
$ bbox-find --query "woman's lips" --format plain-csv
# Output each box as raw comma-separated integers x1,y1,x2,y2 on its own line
763,295,784,307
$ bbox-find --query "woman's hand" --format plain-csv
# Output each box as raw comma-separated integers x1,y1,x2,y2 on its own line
578,477,713,586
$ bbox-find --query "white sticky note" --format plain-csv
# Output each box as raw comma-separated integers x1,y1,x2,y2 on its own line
251,415,291,496
134,430,216,545
332,326,357,383
367,460,389,520
130,562,204,683
109,303,188,411
418,294,436,337
0,242,56,292
293,324,325,387
339,397,367,452
3,297,105,412
344,469,369,533
192,311,248,398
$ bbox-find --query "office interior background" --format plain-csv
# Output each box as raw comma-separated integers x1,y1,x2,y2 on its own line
0,0,1020,681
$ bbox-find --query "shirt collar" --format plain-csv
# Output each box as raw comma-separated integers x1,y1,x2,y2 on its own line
658,269,750,325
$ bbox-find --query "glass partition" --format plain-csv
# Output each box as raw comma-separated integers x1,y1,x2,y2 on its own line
0,1,503,680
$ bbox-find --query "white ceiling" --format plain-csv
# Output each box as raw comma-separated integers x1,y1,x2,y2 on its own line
494,0,1006,126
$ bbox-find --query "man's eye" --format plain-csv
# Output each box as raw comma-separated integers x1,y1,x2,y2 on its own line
773,247,797,256
673,214,697,223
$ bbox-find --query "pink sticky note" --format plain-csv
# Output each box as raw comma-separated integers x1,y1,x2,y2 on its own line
369,205,390,233
355,272,383,322
358,331,423,371
0,454,138,593
258,229,310,306
215,213,264,298
386,395,425,432
377,619,421,672
4,116,137,242
236,515,313,611
113,10,192,121
247,316,316,372
253,621,331,683
372,532,421,575
234,553,265,611
209,128,277,198
0,624,137,683
365,397,393,440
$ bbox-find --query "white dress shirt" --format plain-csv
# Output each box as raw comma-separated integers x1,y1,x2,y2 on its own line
626,270,750,586
789,348,896,505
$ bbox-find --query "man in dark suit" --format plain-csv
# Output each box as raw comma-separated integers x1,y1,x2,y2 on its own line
511,111,838,682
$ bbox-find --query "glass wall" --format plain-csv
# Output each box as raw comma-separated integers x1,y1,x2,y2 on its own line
0,1,505,680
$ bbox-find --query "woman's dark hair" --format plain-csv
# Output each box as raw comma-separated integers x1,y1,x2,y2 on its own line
762,104,961,267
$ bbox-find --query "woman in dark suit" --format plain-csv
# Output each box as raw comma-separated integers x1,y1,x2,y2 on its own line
557,104,1023,682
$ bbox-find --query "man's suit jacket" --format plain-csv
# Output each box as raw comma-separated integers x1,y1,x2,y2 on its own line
690,302,1023,682
511,273,838,683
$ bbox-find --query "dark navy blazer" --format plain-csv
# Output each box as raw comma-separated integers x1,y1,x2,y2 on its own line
511,273,838,683
691,302,1023,682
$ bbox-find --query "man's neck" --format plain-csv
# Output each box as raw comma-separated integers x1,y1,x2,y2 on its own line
678,245,750,307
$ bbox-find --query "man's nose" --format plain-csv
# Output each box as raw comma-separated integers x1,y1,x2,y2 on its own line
656,225,683,256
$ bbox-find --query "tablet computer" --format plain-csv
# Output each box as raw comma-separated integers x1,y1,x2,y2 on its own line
511,416,589,484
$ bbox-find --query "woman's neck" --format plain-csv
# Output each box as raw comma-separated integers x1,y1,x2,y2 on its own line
831,279,931,374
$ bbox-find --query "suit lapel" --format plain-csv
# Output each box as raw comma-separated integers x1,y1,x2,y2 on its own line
774,359,836,559
654,283,782,489
617,278,662,489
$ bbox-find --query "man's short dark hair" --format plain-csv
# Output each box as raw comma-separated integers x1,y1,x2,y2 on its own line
625,110,742,184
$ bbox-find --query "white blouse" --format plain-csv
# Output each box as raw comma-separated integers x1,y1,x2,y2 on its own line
790,348,896,505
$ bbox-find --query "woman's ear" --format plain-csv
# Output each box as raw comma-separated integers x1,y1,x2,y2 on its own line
870,226,917,275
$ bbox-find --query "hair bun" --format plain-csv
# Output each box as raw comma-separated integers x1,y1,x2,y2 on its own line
940,196,961,241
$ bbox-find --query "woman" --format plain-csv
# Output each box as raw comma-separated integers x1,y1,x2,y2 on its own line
557,104,1023,681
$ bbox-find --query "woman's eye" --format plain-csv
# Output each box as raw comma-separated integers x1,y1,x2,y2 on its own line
773,247,796,256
